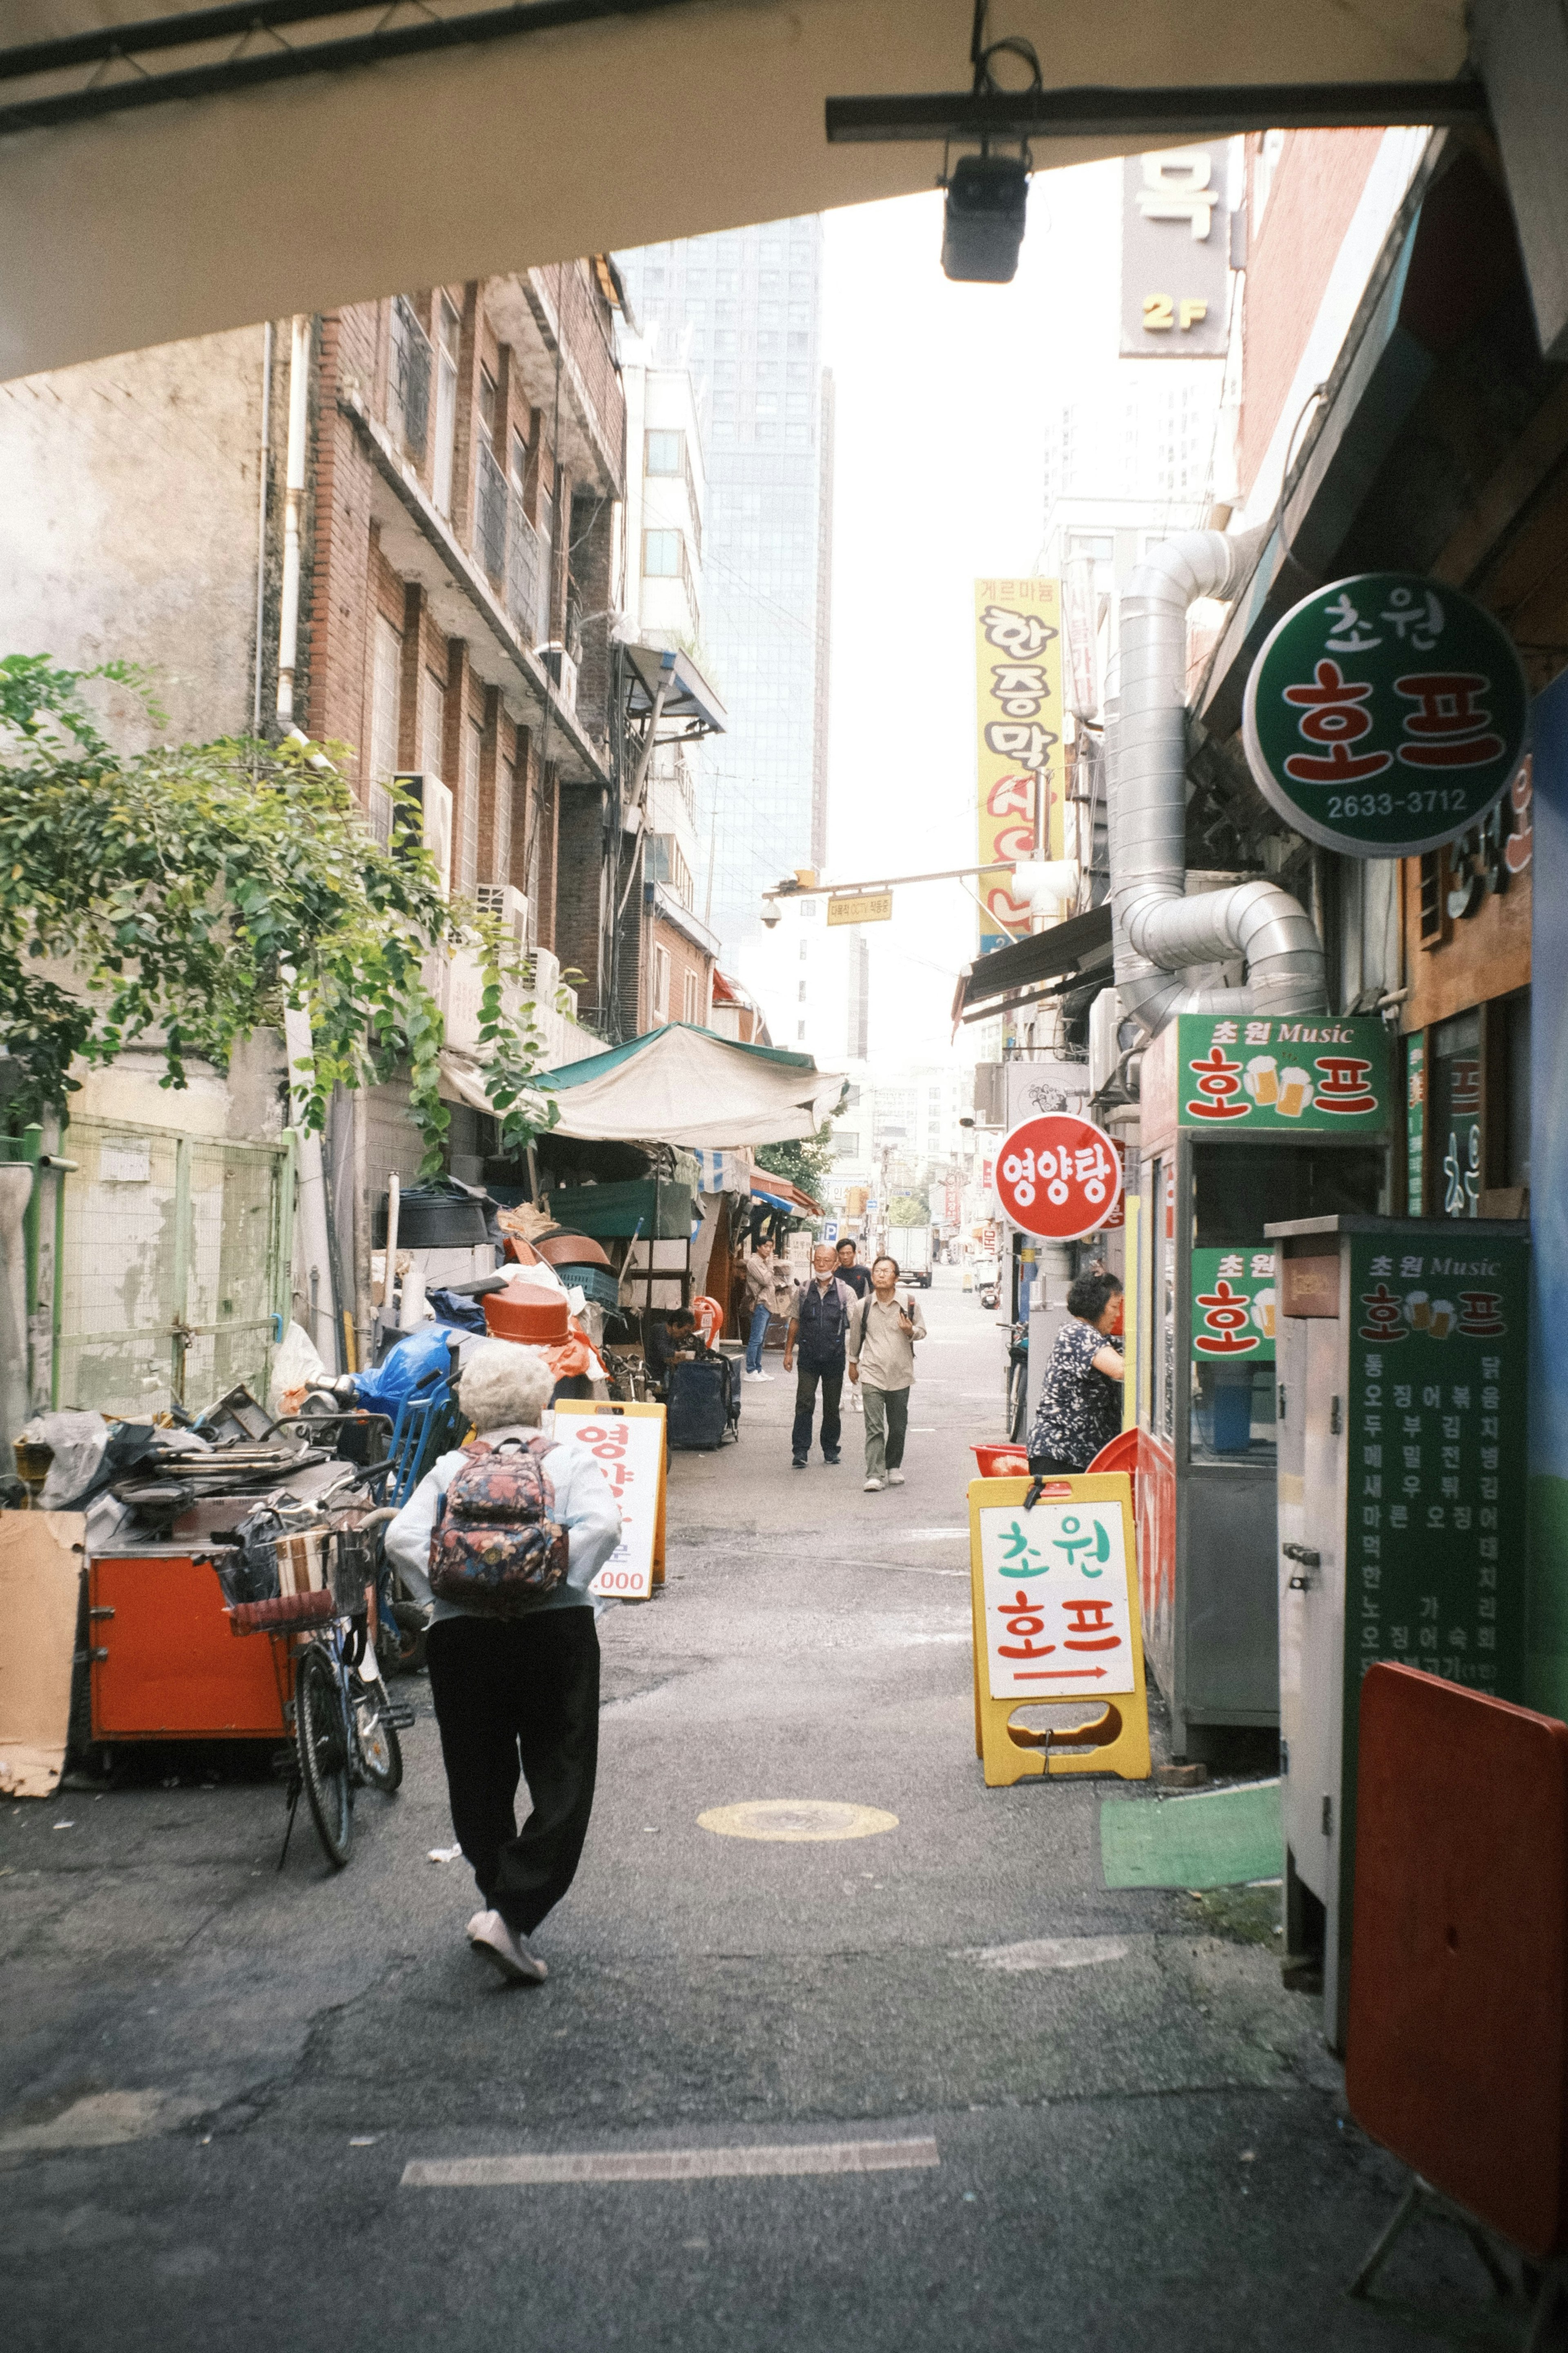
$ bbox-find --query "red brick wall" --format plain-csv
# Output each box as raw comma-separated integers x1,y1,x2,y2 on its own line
1238,129,1384,502
304,308,379,783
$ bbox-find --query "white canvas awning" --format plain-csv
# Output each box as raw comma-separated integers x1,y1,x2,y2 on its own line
535,1023,842,1149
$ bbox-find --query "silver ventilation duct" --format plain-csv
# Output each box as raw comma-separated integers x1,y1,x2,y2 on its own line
1110,526,1327,1037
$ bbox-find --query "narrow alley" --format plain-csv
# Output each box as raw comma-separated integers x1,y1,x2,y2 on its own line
2,1274,1481,2351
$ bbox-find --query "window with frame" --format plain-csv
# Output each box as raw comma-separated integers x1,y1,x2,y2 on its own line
643,529,683,578
645,429,684,475
367,614,403,846
421,675,446,781
653,943,671,1023
682,968,703,1025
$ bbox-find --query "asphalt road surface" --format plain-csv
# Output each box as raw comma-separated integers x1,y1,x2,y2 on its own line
2,1271,1493,2350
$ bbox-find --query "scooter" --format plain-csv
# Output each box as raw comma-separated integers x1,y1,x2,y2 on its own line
978,1279,1000,1311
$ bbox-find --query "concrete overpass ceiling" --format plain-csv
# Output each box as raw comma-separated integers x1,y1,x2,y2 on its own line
0,0,1470,382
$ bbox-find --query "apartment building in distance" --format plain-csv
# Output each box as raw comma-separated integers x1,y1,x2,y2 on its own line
615,218,833,956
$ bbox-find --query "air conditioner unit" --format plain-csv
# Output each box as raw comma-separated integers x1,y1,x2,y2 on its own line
539,644,578,712
474,883,531,954
530,946,561,1002
392,772,453,898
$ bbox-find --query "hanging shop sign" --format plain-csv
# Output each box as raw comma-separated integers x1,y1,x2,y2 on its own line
994,1112,1123,1241
1120,147,1231,360
1242,573,1529,857
1175,1013,1391,1133
975,578,1065,953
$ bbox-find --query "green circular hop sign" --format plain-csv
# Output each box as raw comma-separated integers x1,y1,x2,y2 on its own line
1242,572,1528,857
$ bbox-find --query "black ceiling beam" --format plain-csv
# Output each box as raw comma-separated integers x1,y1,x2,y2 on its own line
0,0,695,134
825,79,1492,145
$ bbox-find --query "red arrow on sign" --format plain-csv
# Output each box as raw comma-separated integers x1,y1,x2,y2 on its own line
1017,1668,1109,1680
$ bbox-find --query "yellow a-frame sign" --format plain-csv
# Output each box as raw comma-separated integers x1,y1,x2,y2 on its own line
968,1472,1150,1787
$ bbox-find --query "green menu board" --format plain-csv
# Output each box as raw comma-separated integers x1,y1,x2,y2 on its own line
1347,1230,1529,1708
1175,1013,1391,1133
1191,1247,1276,1363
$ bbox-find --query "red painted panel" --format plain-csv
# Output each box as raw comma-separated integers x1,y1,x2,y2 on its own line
1348,1663,1568,2257
90,1555,288,1739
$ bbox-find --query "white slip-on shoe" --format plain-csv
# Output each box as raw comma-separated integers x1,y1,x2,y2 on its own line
468,1909,548,1984
886,1470,906,1485
864,1476,883,1491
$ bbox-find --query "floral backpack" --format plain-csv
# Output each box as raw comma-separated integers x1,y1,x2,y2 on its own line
427,1436,569,1617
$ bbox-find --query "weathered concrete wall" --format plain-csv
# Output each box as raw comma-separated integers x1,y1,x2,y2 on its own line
0,327,269,747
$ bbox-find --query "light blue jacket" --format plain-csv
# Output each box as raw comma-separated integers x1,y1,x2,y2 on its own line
385,1423,622,1624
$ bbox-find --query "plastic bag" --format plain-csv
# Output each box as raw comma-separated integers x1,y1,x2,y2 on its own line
352,1322,456,1414
22,1412,109,1509
268,1320,328,1415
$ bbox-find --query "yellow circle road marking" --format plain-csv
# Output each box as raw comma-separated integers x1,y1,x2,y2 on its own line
697,1800,899,1843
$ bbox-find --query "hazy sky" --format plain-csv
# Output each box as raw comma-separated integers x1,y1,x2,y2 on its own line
819,163,1125,1070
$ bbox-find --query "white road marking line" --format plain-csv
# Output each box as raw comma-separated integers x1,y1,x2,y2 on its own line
402,2138,940,2187
967,1935,1130,1973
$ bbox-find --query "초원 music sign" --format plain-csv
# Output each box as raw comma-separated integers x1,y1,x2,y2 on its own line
1243,573,1528,857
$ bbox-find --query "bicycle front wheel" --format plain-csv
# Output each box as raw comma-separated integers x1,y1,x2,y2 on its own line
295,1645,353,1868
352,1675,403,1793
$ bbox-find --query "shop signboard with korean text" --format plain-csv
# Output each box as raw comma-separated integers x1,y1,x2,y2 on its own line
551,1401,666,1601
1243,573,1528,856
967,1472,1150,1786
1347,1233,1528,1705
975,578,1065,952
994,1112,1123,1241
1120,147,1230,358
1176,1013,1391,1134
1191,1248,1276,1363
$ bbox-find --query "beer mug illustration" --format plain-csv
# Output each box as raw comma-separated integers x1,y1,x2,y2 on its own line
1254,1286,1277,1340
1405,1291,1430,1329
1429,1299,1455,1339
1277,1066,1312,1117
1244,1055,1278,1106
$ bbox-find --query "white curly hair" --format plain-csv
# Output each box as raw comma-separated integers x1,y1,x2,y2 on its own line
457,1339,554,1432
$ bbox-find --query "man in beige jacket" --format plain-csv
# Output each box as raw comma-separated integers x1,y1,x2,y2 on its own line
846,1253,928,1490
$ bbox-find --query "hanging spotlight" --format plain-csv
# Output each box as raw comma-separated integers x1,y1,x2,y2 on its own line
941,151,1030,283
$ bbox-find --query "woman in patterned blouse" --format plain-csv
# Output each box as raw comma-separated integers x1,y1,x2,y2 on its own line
1027,1270,1125,1474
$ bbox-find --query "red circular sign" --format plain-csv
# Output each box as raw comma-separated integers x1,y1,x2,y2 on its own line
994,1114,1123,1241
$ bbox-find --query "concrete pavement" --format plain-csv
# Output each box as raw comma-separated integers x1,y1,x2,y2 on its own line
1,1271,1494,2349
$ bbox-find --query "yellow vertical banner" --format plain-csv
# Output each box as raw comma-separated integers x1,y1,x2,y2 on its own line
975,577,1065,952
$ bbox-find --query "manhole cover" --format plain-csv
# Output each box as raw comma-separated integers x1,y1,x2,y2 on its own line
697,1800,899,1843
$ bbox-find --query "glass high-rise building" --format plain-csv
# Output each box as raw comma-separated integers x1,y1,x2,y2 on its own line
616,217,832,959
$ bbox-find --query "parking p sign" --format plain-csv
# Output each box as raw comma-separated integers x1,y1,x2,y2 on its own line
994,1113,1122,1242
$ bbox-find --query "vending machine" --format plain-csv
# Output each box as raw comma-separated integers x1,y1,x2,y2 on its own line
1133,1012,1393,1758
1269,1213,1530,2047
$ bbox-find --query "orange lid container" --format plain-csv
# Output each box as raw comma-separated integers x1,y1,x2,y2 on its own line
482,1291,570,1342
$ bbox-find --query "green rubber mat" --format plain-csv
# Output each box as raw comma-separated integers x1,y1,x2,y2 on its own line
1099,1778,1282,1890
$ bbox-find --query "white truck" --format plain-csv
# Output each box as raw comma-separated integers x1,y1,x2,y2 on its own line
885,1222,933,1288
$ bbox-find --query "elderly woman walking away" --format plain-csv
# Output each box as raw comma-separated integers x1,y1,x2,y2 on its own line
387,1340,621,1985
1027,1270,1125,1475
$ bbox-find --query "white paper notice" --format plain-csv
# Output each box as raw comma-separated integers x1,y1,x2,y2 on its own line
976,1500,1136,1700
552,1405,665,1601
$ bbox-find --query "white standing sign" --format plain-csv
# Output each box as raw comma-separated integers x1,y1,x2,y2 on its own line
551,1404,666,1602
976,1498,1137,1699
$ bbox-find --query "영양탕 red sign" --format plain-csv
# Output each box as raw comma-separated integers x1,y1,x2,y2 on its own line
993,1113,1123,1242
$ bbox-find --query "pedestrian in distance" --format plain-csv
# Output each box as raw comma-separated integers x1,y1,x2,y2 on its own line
835,1238,871,1413
742,1235,783,1383
386,1340,621,1986
1026,1270,1125,1475
783,1242,857,1468
848,1254,927,1490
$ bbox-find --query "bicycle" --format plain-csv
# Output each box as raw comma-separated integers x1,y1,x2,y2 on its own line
226,1495,411,1870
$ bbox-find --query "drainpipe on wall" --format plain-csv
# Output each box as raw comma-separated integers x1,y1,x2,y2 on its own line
1110,526,1327,1036
275,314,311,731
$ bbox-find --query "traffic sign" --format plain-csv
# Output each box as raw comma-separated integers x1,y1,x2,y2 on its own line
1242,572,1528,857
993,1112,1122,1240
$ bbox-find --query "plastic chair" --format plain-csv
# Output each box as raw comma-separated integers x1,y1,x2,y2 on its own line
382,1374,459,1508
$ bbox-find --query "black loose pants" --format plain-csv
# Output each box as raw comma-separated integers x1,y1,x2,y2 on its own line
425,1606,599,1935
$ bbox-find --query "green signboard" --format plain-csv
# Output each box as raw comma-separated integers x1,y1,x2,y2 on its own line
1242,572,1528,857
1191,1247,1276,1363
1345,1230,1528,1713
1175,1013,1390,1133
